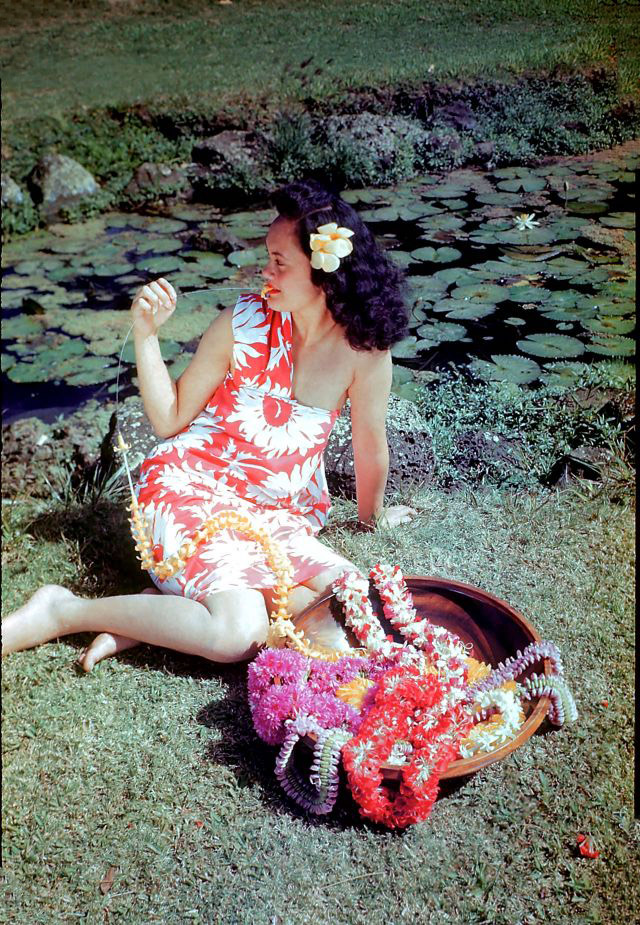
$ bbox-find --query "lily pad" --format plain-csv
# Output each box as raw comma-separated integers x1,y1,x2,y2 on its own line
468,354,541,384
539,361,589,388
417,214,466,234
434,268,484,287
2,315,46,339
134,238,184,255
516,333,585,358
585,336,635,357
392,381,423,402
359,203,441,222
135,256,186,274
598,212,634,229
391,336,419,358
415,321,466,344
410,246,462,263
93,263,135,277
450,283,507,303
506,285,552,304
441,198,468,210
407,276,448,298
388,251,416,268
475,192,525,207
566,201,608,215
444,303,496,321
227,246,268,268
504,317,525,326
1,352,16,373
144,218,188,234
421,184,469,200
581,317,636,335
85,244,125,262
341,189,389,205
496,176,546,192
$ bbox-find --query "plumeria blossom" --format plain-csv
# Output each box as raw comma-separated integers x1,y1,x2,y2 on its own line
309,222,355,272
513,212,541,232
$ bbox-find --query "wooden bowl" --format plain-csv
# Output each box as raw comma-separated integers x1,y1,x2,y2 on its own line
296,575,551,780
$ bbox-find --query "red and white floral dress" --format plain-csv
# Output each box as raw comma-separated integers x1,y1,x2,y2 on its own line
135,292,352,602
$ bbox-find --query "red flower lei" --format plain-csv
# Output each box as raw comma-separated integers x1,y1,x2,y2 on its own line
342,664,475,828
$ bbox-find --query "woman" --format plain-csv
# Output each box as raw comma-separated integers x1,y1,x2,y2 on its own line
3,180,415,669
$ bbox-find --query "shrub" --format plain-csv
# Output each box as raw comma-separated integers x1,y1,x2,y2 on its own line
416,369,626,491
263,111,322,182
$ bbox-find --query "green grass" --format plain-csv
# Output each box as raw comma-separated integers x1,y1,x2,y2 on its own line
2,482,636,924
2,0,638,127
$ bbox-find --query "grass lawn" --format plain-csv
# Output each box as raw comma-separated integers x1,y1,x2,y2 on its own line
2,0,638,126
1,484,636,924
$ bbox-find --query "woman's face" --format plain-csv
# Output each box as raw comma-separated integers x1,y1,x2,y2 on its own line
262,216,325,313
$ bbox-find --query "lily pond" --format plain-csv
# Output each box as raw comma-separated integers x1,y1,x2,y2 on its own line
1,147,636,423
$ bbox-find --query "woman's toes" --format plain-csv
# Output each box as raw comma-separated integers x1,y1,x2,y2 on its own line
79,632,141,672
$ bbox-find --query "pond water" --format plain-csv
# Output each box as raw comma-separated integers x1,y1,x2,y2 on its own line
1,146,636,424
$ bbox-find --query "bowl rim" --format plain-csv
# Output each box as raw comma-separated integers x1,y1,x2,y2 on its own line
298,574,551,780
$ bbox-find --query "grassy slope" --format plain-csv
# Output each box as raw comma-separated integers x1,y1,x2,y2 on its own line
1,487,636,924
1,0,638,126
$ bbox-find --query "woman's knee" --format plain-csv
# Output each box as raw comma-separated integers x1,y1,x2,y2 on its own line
201,589,269,663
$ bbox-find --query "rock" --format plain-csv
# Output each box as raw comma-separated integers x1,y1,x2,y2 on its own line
322,113,431,184
473,140,496,165
1,173,24,207
1,400,114,497
185,223,248,255
547,445,614,488
191,130,261,169
29,153,99,220
324,394,436,498
109,392,436,499
189,131,273,198
450,430,524,488
124,160,192,201
438,101,478,130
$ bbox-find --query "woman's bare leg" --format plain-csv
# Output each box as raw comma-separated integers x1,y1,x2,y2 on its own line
2,584,268,665
77,588,160,672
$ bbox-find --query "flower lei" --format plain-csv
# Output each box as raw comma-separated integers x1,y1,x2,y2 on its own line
248,562,578,828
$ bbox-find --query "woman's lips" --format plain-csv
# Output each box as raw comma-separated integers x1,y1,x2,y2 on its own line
261,284,281,299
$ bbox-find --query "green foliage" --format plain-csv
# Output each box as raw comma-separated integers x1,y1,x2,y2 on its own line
0,193,40,241
417,369,626,491
466,72,640,167
263,110,322,181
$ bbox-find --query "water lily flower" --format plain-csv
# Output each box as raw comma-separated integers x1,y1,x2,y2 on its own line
513,213,541,232
309,222,354,272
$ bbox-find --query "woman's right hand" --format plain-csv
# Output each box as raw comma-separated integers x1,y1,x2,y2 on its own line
131,277,177,336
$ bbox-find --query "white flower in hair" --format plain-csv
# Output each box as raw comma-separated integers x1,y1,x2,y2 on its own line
309,222,355,272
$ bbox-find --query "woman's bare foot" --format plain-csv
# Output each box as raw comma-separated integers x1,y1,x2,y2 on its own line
76,588,158,672
2,584,76,656
77,632,140,672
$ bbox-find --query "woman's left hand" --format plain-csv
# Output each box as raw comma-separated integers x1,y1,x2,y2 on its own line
375,505,418,529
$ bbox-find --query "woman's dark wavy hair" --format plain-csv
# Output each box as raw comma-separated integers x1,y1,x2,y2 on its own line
270,179,409,351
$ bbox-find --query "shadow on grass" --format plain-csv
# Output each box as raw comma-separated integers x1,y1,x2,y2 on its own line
194,671,484,834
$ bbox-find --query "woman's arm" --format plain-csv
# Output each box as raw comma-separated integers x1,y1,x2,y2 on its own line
132,279,233,438
348,349,393,526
